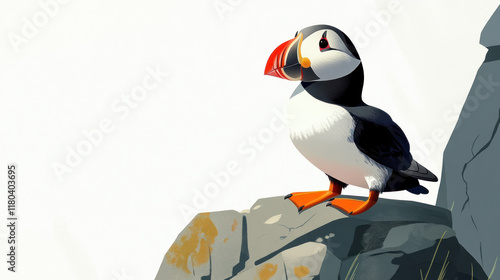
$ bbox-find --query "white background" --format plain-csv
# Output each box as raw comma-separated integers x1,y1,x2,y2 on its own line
0,0,499,279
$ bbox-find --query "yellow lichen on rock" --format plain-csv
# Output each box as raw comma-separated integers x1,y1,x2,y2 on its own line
256,263,278,280
294,265,310,279
232,219,238,231
165,213,218,274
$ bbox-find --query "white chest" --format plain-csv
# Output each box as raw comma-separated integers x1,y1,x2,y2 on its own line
286,85,355,143
285,85,390,190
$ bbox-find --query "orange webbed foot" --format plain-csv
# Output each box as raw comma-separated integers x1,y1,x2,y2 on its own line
326,190,379,215
285,182,343,212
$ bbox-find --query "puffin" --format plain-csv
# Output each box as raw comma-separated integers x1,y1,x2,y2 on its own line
264,24,438,215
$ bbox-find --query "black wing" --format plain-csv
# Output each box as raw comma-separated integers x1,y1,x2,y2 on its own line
345,105,412,171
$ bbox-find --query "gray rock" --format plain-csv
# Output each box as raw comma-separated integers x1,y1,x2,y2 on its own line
437,5,500,276
155,210,245,280
481,6,500,48
231,242,339,280
156,196,486,279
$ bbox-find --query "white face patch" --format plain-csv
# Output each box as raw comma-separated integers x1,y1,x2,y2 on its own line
300,29,361,81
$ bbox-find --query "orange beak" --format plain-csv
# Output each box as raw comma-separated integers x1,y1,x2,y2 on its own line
264,34,305,81
264,38,296,79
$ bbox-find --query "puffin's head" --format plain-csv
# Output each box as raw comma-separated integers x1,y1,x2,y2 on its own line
264,25,361,82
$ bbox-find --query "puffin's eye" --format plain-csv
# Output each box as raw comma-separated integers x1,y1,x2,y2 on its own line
319,31,330,51
319,38,329,50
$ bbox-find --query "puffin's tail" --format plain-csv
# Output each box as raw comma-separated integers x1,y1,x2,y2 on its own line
406,185,429,195
383,160,437,194
398,160,438,182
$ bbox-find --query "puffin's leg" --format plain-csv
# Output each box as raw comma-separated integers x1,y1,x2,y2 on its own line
285,181,343,212
326,190,379,215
